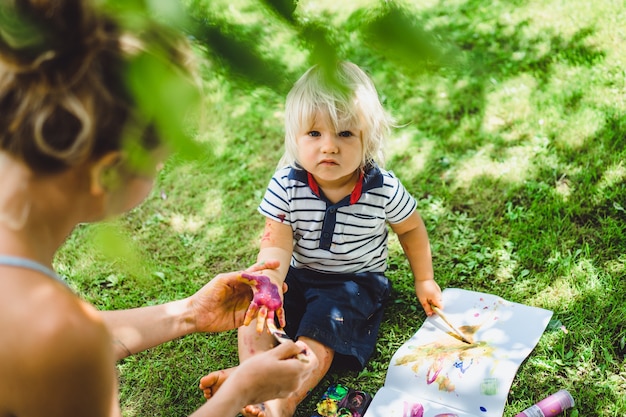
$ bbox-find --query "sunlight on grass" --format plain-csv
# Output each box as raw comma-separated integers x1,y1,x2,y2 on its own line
492,241,518,283
447,115,482,147
517,0,604,38
170,214,206,233
388,127,434,176
534,256,607,311
533,276,581,311
452,141,539,188
604,254,626,276
120,400,138,417
556,107,605,150
297,0,379,22
553,174,573,201
482,75,536,134
203,224,225,241
595,160,626,202
201,189,224,220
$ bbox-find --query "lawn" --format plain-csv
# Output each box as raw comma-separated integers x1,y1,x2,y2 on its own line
55,0,625,416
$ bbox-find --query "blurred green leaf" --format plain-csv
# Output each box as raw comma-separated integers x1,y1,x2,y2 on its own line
360,4,452,73
126,48,203,160
190,18,291,90
0,2,45,50
92,223,142,270
299,22,339,71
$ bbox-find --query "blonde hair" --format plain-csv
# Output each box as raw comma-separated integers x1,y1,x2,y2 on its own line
278,61,394,170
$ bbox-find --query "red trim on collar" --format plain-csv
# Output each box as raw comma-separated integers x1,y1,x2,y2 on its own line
350,171,364,205
307,170,364,205
307,171,320,197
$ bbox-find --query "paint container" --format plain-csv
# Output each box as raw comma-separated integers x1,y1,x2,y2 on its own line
515,390,575,417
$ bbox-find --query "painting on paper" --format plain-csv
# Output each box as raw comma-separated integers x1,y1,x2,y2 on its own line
364,288,553,417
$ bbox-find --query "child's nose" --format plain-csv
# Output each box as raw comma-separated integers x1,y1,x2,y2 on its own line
320,134,339,153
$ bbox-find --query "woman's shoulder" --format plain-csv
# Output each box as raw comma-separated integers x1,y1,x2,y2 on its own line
0,268,115,415
0,268,114,412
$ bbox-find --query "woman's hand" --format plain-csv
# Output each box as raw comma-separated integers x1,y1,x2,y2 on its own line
224,340,317,406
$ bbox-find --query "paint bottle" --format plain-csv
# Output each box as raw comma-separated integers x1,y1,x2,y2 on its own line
515,390,575,417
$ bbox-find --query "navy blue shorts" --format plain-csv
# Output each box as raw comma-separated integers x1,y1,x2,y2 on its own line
283,267,391,371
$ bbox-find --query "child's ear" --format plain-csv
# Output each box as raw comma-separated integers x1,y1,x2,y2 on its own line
89,151,123,195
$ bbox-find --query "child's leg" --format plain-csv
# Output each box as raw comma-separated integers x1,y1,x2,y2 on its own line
241,335,334,417
238,318,278,360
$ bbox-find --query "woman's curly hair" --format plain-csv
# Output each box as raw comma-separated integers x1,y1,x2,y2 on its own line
0,0,190,174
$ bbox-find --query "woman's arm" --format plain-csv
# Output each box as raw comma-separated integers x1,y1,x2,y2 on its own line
99,298,193,360
100,260,281,360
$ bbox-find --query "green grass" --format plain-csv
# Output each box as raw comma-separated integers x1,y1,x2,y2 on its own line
55,0,625,415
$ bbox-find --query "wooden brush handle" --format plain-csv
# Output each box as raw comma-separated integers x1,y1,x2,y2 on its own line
432,306,472,344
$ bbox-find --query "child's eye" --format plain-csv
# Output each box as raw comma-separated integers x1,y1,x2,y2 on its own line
308,131,321,137
338,131,354,137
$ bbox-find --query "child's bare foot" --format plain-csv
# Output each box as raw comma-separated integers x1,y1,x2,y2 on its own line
241,397,297,417
198,366,236,400
200,370,294,417
241,403,267,417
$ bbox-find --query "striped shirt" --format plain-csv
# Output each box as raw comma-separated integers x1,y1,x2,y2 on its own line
258,164,417,274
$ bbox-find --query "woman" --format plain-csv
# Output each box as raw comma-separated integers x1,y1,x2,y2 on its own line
0,1,316,416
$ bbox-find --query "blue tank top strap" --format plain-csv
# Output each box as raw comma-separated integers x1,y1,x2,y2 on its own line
0,255,67,285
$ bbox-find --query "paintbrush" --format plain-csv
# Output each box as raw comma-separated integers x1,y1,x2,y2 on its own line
431,306,474,344
266,320,310,362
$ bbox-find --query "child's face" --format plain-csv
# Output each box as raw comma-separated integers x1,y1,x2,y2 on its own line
296,111,363,187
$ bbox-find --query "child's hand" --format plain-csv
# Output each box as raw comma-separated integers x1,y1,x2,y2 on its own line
415,279,443,316
188,260,281,333
238,273,286,333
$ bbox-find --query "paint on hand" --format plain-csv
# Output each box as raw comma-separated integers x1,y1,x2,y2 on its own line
238,273,285,331
241,273,282,310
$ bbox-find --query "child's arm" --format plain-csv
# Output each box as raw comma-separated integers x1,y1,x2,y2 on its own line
251,217,294,330
258,217,294,281
390,211,442,316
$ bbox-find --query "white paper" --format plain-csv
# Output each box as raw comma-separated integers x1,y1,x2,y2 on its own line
364,288,553,417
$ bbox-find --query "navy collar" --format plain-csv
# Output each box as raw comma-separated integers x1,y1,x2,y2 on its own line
288,164,383,205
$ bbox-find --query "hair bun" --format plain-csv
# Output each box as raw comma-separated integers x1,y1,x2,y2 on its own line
0,0,102,73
